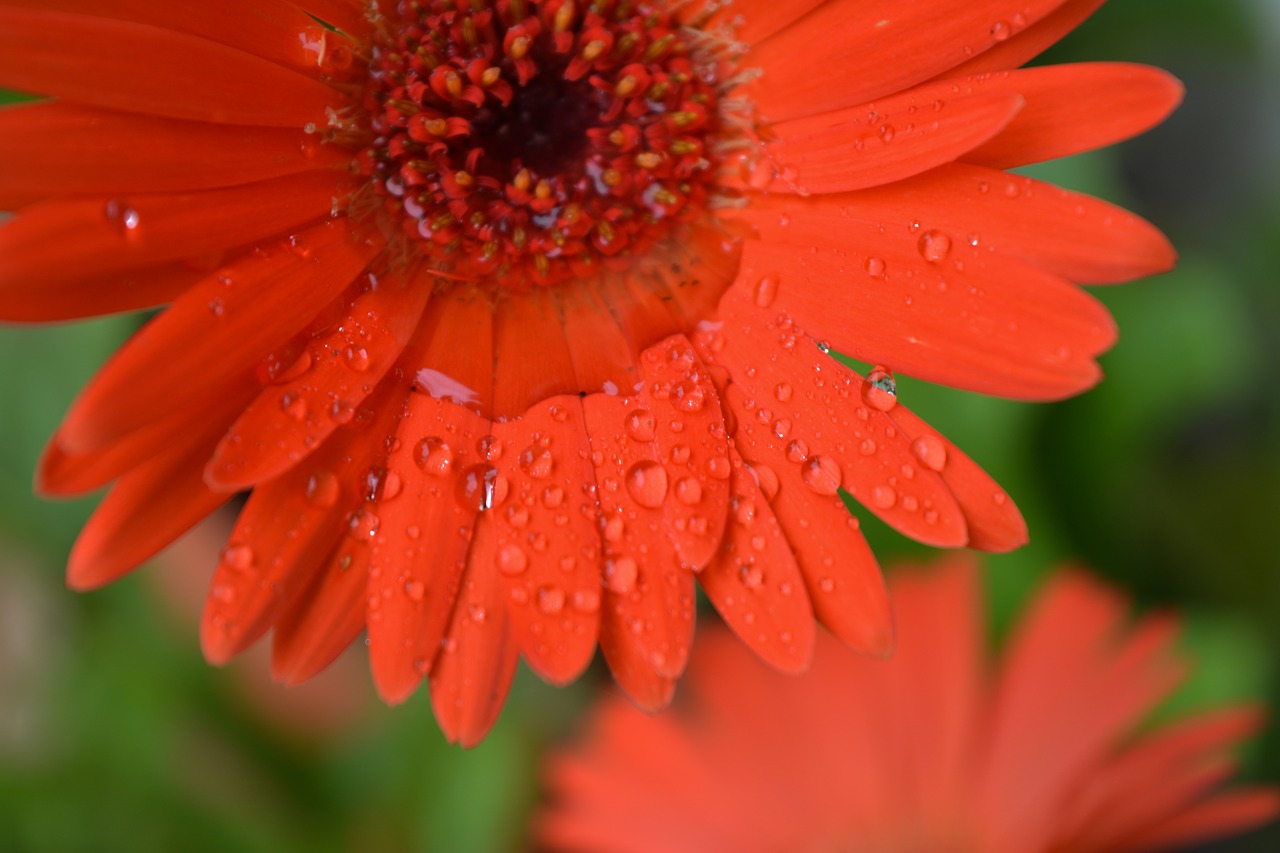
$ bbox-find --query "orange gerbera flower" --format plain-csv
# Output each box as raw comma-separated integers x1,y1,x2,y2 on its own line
537,559,1280,853
0,1,1180,742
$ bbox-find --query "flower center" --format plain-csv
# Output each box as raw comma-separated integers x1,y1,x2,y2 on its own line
357,0,731,288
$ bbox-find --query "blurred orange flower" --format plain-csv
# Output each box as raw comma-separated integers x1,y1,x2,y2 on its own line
538,559,1279,852
0,0,1178,743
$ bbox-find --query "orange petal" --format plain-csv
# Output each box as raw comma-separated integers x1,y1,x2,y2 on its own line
491,397,603,685
0,103,349,207
697,446,816,674
584,393,696,684
703,288,969,548
960,64,1185,169
366,395,485,704
0,7,344,125
492,288,578,417
743,0,1067,122
0,261,214,324
207,272,431,489
430,513,521,748
761,91,1022,194
729,228,1115,400
637,335,731,570
939,0,1108,78
58,218,377,451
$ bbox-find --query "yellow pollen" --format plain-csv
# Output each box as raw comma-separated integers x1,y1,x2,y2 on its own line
672,111,698,127
582,39,606,61
554,1,575,32
510,35,530,59
534,179,553,200
445,71,463,97
514,168,532,192
644,34,674,61
634,152,663,169
608,129,626,146
481,66,502,86
455,170,474,187
425,117,448,136
615,75,638,97
602,168,622,187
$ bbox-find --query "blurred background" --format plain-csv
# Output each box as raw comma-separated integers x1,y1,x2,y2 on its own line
2,0,1278,849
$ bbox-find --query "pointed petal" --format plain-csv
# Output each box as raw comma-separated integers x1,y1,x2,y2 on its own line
0,261,212,324
728,225,1115,400
430,514,520,748
760,91,1022,194
0,8,345,125
698,446,816,674
940,0,1108,77
366,395,484,704
961,64,1185,168
701,287,969,547
0,103,349,206
206,272,430,489
490,397,602,685
58,218,376,451
583,393,696,683
743,0,1067,122
637,335,731,570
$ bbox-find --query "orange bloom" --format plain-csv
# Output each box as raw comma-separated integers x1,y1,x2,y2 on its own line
537,559,1280,852
0,1,1180,742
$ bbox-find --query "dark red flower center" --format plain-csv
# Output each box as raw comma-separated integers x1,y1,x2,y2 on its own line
357,0,731,288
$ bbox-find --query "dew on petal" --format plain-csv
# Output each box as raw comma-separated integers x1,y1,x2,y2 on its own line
605,557,638,593
865,256,886,277
917,229,952,263
675,477,703,505
625,460,668,508
625,409,656,442
801,455,842,495
519,444,555,478
537,585,565,614
414,436,454,475
220,544,254,572
305,469,340,507
497,544,528,575
911,434,948,471
862,366,898,412
457,464,508,511
754,274,779,307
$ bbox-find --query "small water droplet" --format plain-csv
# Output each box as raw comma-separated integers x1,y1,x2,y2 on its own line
675,477,703,505
572,588,601,613
706,455,731,480
507,504,530,527
754,274,779,307
872,485,898,509
345,346,370,371
518,444,554,478
605,557,638,593
739,564,764,589
221,544,254,572
751,464,780,500
672,380,704,412
305,469,340,507
625,409,656,442
537,585,565,614
774,382,793,402
207,297,225,317
347,509,381,537
457,464,507,511
670,445,691,465
865,256,886,277
497,544,528,575
917,229,952,263
625,460,668,508
990,20,1010,40
405,579,425,601
878,123,896,142
911,434,947,471
542,485,565,508
103,199,141,240
816,340,831,354
858,438,878,456
212,583,236,604
785,440,809,463
469,603,487,622
604,515,625,542
801,455,842,495
772,418,792,439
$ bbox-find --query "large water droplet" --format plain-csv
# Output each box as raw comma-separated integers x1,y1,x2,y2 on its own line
785,439,809,463
865,256,886,277
754,274,779,307
518,444,554,478
221,544,254,572
801,455,842,495
345,346,370,372
911,434,947,471
675,477,703,505
625,460,668,508
414,436,454,475
457,464,508,511
871,485,897,509
625,409,656,442
672,380,705,412
861,367,898,411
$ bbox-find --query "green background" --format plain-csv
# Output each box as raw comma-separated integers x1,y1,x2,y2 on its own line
1,0,1278,849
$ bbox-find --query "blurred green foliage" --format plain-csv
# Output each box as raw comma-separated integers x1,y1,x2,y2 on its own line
1,0,1278,850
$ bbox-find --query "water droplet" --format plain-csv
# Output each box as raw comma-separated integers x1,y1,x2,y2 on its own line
865,256,886,277
917,229,952,263
537,585,565,614
605,557,638,593
286,234,312,258
572,588,601,613
675,477,703,505
497,544,528,575
507,505,530,527
414,436,454,475
221,544,254,572
329,399,354,424
670,445,691,465
785,440,809,463
672,380,705,412
281,392,308,421
345,346,370,371
801,455,841,495
405,579,425,601
739,564,764,589
751,464,780,500
103,199,141,240
774,382,793,402
625,409,656,442
754,274,779,307
211,583,235,604
347,509,381,537
625,460,668,508
604,515,625,542
469,603,487,622
207,297,225,317
382,470,403,500
911,434,947,471
477,434,504,461
858,438,878,456
816,340,831,354
305,470,340,507
772,418,792,439
871,485,897,509
542,485,565,508
861,367,898,411
457,464,507,511
878,123,896,142
990,20,1010,40
518,444,554,478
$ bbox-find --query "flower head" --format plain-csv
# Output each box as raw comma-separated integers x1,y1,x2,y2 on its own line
0,0,1181,742
537,558,1280,852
